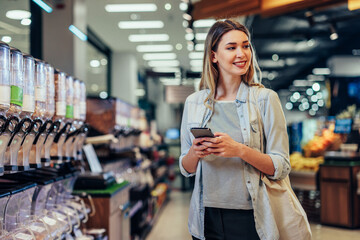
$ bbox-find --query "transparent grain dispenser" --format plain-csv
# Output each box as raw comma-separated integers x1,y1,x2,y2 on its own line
29,59,46,168
0,42,11,175
4,47,24,173
40,63,55,166
64,78,80,160
0,190,10,237
17,54,35,171
50,70,67,163
61,75,74,162
74,81,87,161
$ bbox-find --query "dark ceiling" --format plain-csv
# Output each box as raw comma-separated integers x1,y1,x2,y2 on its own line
248,3,360,90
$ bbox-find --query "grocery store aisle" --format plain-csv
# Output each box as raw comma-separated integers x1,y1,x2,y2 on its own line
147,189,360,240
146,190,192,240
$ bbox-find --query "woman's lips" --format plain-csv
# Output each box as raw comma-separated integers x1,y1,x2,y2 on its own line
233,61,246,67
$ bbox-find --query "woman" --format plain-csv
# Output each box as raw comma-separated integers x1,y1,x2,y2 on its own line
179,19,291,240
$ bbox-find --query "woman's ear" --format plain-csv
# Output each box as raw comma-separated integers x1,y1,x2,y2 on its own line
211,51,217,63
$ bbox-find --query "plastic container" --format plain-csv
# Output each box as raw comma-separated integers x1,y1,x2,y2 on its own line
53,69,66,120
0,41,10,116
65,75,74,121
7,47,23,118
73,79,81,121
80,81,86,121
20,55,35,118
32,59,46,120
44,64,55,120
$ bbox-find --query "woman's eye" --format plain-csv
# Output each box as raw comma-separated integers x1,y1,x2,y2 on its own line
244,44,250,49
227,47,235,50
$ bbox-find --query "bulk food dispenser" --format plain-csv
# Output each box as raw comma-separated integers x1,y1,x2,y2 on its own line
0,41,11,175
40,63,56,166
29,59,47,168
17,54,36,171
51,75,73,163
4,47,26,173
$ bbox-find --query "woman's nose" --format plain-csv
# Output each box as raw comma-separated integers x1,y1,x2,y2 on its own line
236,47,245,57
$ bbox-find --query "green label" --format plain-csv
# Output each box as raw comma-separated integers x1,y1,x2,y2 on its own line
10,85,23,107
66,105,74,118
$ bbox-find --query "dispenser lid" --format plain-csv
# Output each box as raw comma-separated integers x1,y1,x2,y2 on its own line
0,41,10,48
0,189,10,198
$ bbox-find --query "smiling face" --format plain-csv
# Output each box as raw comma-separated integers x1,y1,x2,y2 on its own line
212,30,252,80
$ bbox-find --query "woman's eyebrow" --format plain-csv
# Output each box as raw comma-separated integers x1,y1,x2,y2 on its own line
225,40,249,45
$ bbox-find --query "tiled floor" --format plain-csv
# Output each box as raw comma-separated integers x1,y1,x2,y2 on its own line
147,189,360,240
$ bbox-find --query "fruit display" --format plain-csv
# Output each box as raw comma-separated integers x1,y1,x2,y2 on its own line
302,123,342,157
290,152,324,172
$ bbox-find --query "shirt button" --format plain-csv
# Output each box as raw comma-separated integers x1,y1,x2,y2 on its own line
253,198,255,201
247,181,250,184
243,128,246,131
241,115,244,117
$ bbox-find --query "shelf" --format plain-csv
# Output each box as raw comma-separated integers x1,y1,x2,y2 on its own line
289,170,317,191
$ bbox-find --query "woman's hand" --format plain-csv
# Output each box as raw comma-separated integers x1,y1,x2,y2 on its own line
190,137,212,159
201,132,243,158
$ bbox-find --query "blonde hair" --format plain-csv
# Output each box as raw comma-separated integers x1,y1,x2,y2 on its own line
199,19,263,109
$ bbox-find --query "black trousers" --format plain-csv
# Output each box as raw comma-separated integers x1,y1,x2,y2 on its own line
192,207,260,240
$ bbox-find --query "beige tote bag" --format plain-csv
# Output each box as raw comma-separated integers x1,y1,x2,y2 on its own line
252,87,312,240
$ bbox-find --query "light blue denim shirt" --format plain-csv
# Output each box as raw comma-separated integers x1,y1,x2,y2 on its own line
179,82,291,240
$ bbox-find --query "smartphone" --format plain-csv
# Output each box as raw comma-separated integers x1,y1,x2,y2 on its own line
190,127,214,138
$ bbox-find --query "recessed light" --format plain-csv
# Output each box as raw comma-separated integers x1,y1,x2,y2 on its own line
6,10,31,20
191,66,202,72
118,21,164,29
99,91,108,99
100,59,107,65
195,44,205,51
1,36,12,43
195,33,207,41
21,18,31,25
179,2,188,11
165,3,172,10
129,34,169,42
148,60,180,67
90,60,100,68
105,4,157,12
175,43,183,50
193,19,216,28
143,53,177,61
185,33,195,41
136,45,173,52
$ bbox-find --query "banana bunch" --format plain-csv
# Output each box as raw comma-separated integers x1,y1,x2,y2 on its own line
290,152,324,172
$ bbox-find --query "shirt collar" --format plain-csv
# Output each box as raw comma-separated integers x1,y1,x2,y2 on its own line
236,81,248,103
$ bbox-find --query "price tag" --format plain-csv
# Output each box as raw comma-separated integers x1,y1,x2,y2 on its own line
83,144,102,173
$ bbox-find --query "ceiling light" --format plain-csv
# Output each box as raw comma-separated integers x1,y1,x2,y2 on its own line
183,13,192,21
306,88,314,95
307,39,315,47
311,95,318,102
99,91,108,99
175,43,183,50
195,33,207,41
185,33,195,41
195,44,205,51
32,0,52,13
302,102,310,110
129,34,169,42
285,102,293,110
90,60,100,68
1,36,11,43
317,99,324,107
179,2,188,11
193,19,216,28
153,67,180,73
100,59,107,65
130,14,139,20
293,92,301,100
191,66,202,72
105,4,157,12
329,24,338,40
293,80,310,87
312,104,319,111
189,52,203,59
312,68,330,75
136,44,173,52
91,84,99,91
165,3,172,10
143,53,177,61
148,60,180,67
309,109,316,116
316,92,323,99
272,54,279,62
190,60,203,67
267,73,275,80
135,89,146,97
69,25,87,41
6,10,31,20
118,21,164,29
21,18,31,25
312,83,321,91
